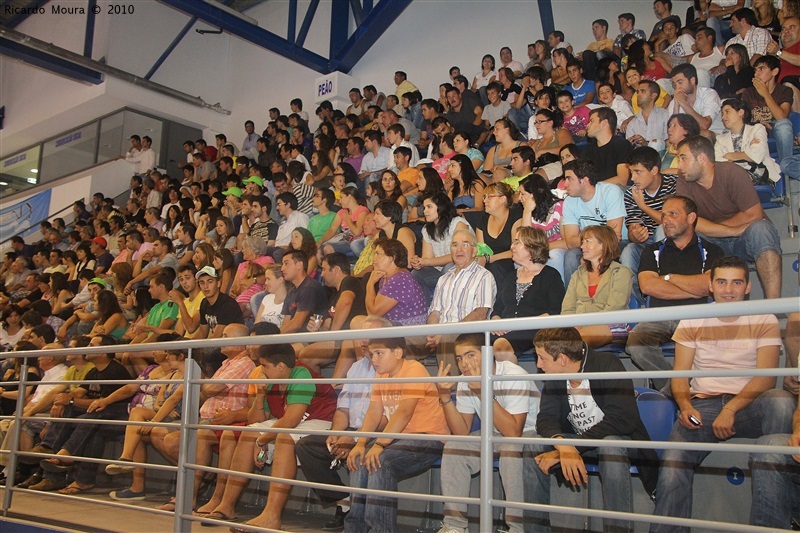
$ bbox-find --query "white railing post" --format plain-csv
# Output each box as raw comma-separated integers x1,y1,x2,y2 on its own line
1,356,28,515
173,348,200,533
479,331,494,533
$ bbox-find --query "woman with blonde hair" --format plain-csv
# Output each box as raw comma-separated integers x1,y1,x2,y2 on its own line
475,182,522,283
562,225,633,347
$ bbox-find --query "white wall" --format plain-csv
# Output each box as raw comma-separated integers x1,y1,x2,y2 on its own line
2,0,694,157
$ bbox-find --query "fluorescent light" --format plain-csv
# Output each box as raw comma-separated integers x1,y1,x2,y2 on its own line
0,181,8,186
27,177,37,183
31,169,38,173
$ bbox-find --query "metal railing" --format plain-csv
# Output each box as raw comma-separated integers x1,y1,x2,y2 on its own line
0,298,798,532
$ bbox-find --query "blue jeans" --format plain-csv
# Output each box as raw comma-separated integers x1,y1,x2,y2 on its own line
523,435,636,533
770,118,794,163
250,290,266,317
699,219,781,263
650,389,796,533
344,438,443,533
749,433,800,528
412,265,451,308
546,248,567,286
781,153,800,181
563,248,583,288
509,106,533,138
706,17,733,46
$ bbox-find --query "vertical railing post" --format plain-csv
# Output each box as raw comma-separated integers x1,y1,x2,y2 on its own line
2,356,29,515
173,348,200,533
479,332,494,532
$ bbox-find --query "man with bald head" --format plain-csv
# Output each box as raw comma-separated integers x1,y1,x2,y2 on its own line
155,322,254,509
427,230,497,372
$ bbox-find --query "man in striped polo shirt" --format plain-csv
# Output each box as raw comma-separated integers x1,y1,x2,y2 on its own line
426,229,497,374
621,146,678,303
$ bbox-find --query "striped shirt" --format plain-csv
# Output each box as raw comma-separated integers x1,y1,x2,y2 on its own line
429,260,497,323
624,173,677,235
293,182,316,216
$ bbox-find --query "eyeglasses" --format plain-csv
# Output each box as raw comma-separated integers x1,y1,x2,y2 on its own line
450,242,475,249
483,194,504,201
534,119,552,124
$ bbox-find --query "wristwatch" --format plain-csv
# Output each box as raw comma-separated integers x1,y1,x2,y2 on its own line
68,397,75,406
664,274,671,282
777,49,784,57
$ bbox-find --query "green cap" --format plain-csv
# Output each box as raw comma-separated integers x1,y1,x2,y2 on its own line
88,277,107,288
243,176,264,187
222,186,243,198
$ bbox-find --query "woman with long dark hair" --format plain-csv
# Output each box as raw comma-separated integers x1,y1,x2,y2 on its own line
447,154,487,212
519,174,567,281
410,192,471,302
89,290,128,339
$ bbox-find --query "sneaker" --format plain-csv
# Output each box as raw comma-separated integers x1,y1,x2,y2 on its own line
436,525,467,533
106,459,135,475
109,488,146,501
321,506,348,532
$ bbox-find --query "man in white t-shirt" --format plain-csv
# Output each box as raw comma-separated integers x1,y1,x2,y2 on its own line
650,255,795,532
666,63,724,135
436,333,539,533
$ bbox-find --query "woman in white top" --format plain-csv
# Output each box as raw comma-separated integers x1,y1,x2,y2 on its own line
471,54,497,91
254,265,289,327
409,192,471,303
716,98,781,185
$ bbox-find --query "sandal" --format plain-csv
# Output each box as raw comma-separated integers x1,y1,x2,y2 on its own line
58,483,93,495
201,511,236,527
40,457,75,473
156,497,176,512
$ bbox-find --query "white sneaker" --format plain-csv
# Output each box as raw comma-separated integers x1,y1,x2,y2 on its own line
436,525,467,533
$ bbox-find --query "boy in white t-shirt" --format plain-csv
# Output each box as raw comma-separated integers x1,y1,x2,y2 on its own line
436,333,539,533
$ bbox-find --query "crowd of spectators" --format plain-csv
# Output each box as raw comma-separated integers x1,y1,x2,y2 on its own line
1,1,799,532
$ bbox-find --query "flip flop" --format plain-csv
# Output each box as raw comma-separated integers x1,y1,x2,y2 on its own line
58,483,93,495
156,497,176,512
40,458,75,473
201,511,237,527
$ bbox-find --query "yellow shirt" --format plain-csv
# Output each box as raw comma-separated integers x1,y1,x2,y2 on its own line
183,291,205,339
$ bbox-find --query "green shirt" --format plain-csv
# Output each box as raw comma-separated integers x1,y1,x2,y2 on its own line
307,211,337,242
146,299,179,328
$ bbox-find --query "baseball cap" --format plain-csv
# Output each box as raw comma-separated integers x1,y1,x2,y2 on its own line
195,265,218,279
222,186,243,198
88,277,107,288
91,237,108,248
243,176,264,187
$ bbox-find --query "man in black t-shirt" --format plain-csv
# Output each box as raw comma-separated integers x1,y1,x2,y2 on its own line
582,107,633,186
280,250,328,334
195,265,244,339
298,253,366,373
32,335,135,493
625,196,724,391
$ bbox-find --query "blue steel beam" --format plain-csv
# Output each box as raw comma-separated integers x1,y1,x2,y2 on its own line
84,0,96,57
537,0,555,42
330,0,350,59
4,0,50,28
330,0,412,73
0,37,104,84
145,16,197,80
159,0,330,74
294,0,319,48
287,0,297,44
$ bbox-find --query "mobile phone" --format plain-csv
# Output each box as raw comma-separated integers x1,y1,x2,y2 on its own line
688,415,701,426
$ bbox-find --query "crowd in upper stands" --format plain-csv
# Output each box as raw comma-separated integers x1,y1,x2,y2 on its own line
0,1,799,532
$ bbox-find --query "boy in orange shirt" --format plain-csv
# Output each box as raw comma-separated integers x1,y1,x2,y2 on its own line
345,335,449,533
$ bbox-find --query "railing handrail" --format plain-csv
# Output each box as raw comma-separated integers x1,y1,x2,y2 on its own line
0,297,797,532
1,297,797,360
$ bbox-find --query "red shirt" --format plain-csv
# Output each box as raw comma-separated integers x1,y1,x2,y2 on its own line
264,364,336,422
779,41,800,83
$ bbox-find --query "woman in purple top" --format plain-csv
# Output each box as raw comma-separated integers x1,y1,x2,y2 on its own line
362,238,427,326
